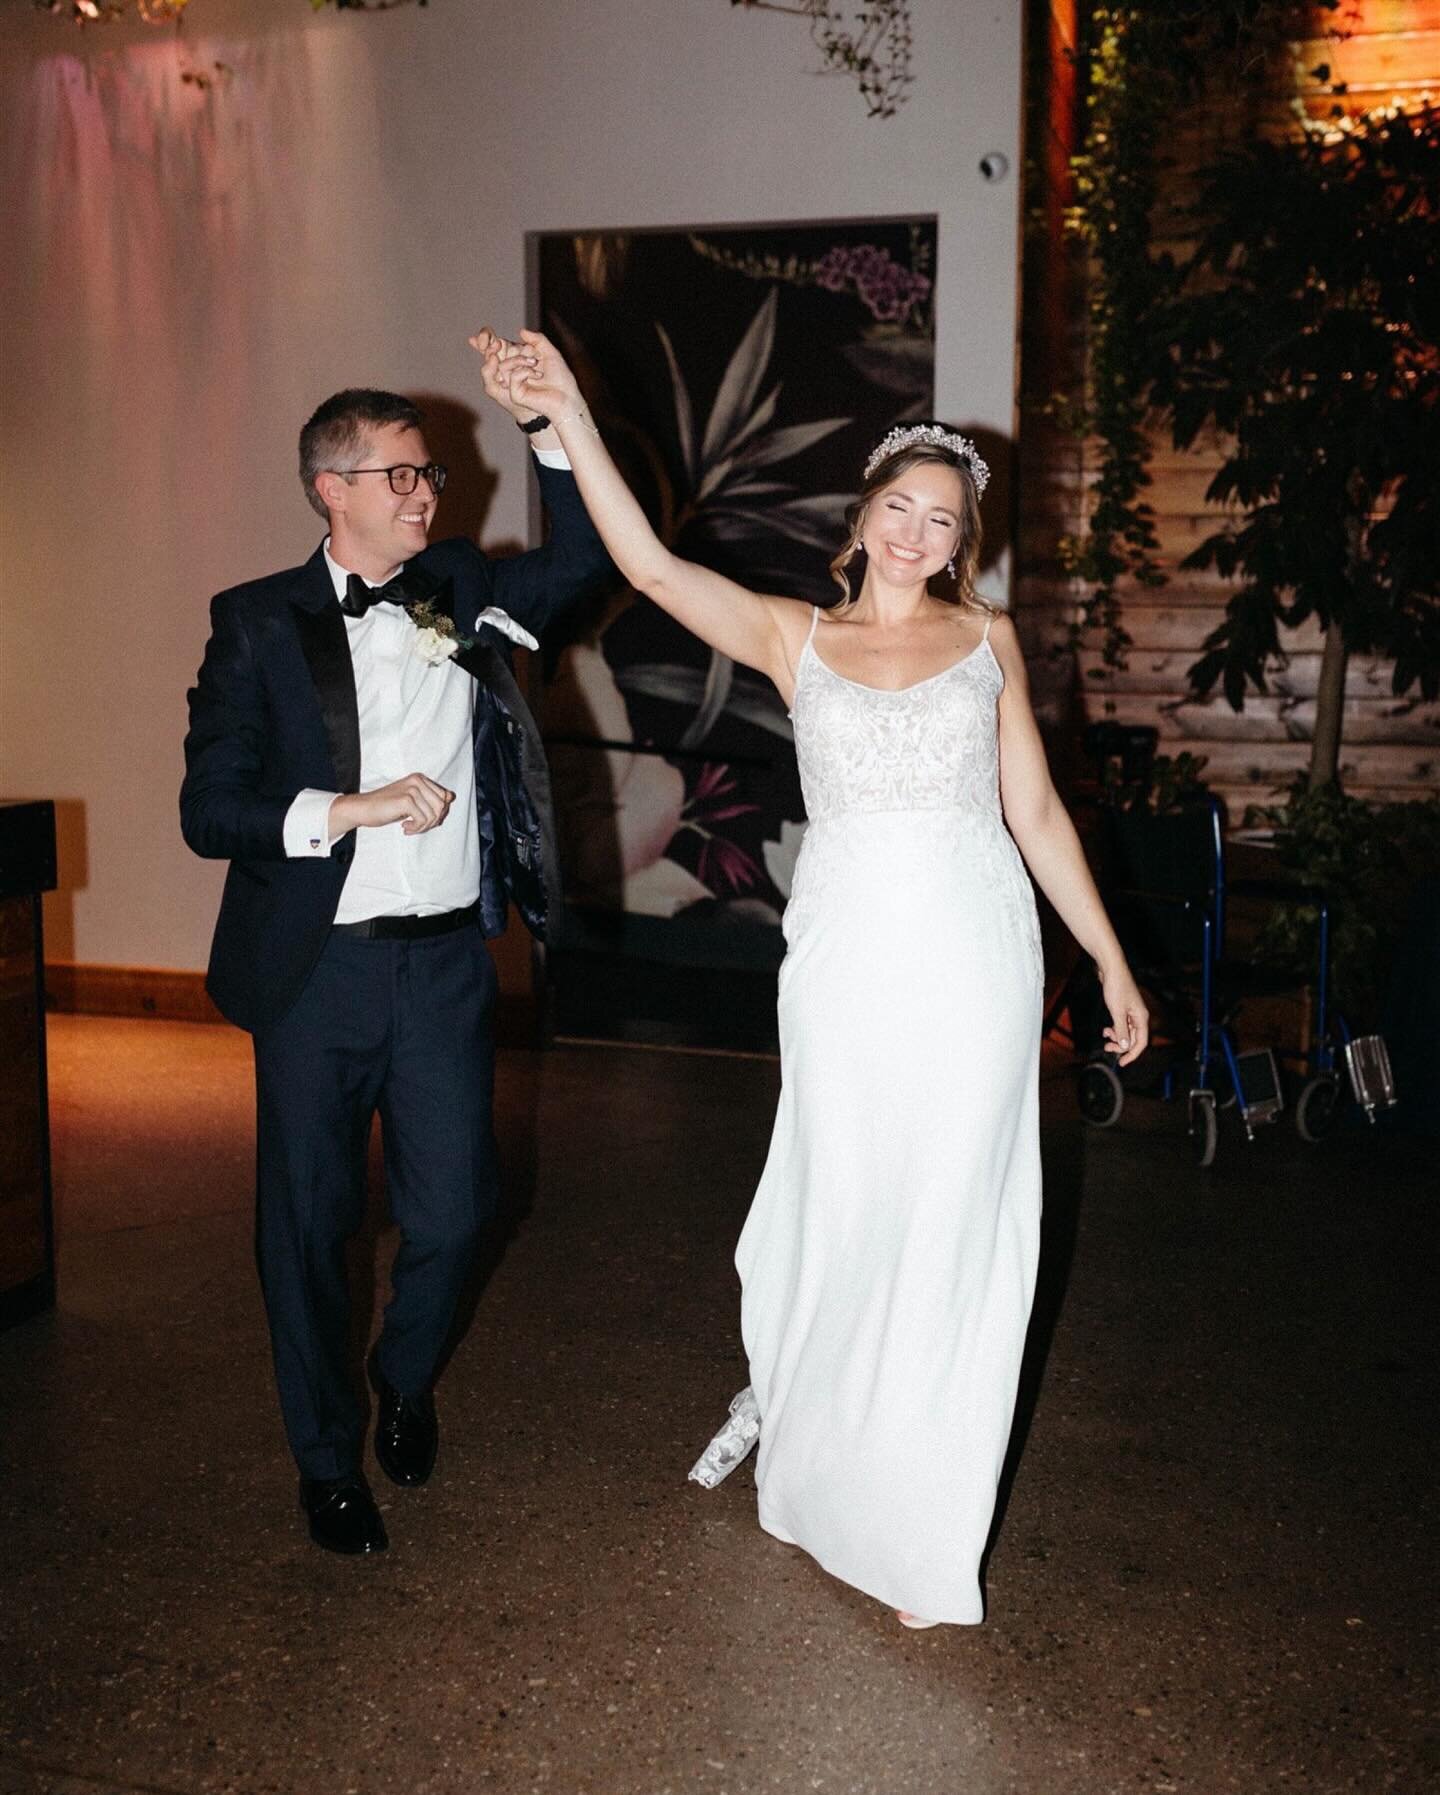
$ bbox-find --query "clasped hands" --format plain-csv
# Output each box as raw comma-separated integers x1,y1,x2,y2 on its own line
467,325,580,427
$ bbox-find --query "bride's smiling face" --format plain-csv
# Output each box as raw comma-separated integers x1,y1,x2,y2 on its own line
860,461,965,587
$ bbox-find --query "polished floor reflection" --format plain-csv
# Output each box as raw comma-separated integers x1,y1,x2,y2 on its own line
1,1016,1432,1795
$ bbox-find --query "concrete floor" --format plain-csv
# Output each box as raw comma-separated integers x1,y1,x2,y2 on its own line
1,1016,1434,1795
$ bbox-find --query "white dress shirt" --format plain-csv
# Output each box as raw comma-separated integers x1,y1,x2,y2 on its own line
281,447,568,922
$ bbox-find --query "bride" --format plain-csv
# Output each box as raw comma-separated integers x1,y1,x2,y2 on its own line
483,328,1148,1629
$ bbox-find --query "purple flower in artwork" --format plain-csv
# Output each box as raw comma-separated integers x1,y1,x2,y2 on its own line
811,242,929,324
814,246,852,292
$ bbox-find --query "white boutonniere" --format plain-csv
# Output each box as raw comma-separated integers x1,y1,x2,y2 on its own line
412,626,460,666
406,599,475,668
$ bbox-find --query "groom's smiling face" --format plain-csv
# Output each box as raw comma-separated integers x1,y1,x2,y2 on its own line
325,421,438,577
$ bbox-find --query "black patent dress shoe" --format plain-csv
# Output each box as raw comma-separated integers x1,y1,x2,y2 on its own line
368,1348,438,1487
299,1474,388,1555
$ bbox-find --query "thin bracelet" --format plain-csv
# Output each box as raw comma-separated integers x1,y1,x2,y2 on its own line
560,404,600,437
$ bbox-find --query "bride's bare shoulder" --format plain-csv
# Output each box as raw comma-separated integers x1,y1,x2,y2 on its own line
983,609,1035,697
772,597,827,648
757,596,823,691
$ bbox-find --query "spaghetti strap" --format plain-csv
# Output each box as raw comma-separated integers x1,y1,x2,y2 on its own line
981,610,994,645
785,605,822,715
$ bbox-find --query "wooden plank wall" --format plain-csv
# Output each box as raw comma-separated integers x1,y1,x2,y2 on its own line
1016,1,1440,815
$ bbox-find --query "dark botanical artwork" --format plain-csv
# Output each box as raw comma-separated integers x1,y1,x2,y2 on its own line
535,218,936,958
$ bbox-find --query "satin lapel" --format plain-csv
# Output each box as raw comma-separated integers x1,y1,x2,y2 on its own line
456,634,507,696
290,558,361,794
452,576,508,689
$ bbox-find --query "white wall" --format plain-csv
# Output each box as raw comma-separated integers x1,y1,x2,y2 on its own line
0,0,1024,970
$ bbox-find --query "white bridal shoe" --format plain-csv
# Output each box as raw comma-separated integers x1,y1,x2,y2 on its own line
688,1387,761,1488
689,1392,940,1629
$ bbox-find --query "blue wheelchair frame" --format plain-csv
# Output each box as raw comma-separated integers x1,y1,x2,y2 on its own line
1074,794,1354,1164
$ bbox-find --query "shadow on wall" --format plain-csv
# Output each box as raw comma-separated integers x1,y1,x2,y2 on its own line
411,392,504,551
38,798,86,963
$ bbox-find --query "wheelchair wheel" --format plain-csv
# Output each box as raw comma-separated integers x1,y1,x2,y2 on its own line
1078,1058,1124,1127
1188,1090,1218,1168
1296,1073,1343,1143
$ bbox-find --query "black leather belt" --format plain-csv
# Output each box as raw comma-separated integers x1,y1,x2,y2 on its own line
332,903,479,941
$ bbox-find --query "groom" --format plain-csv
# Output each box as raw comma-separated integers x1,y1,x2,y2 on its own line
181,338,609,1554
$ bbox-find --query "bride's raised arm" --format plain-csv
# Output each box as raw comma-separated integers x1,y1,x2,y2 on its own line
473,327,809,702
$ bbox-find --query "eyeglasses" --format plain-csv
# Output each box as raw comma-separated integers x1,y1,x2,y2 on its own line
341,462,448,496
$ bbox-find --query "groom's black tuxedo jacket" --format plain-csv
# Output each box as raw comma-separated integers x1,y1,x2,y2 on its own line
181,463,610,1034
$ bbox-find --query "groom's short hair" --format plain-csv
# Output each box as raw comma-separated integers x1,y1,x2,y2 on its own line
299,388,426,520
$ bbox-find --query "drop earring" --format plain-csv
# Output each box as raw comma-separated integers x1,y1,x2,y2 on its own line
946,556,957,579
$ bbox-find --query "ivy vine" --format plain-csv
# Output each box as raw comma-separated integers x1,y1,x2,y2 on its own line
730,1,913,118
1059,2,1337,665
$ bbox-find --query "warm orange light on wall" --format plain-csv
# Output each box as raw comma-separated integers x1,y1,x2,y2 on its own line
1294,0,1440,125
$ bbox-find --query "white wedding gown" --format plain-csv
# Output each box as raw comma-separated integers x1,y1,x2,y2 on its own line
732,606,1043,1624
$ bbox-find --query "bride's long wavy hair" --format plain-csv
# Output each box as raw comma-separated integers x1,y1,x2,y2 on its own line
828,429,986,611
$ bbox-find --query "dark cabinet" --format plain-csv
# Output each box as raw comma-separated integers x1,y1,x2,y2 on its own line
0,801,57,1327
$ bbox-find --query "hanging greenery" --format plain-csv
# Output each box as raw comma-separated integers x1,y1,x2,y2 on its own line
729,1,913,118
1059,2,1333,664
1061,1,1439,790
1151,103,1440,762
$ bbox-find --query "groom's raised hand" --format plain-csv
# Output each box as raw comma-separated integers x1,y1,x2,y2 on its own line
468,327,519,412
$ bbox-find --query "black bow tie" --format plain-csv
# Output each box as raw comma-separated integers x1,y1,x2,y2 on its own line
340,568,422,619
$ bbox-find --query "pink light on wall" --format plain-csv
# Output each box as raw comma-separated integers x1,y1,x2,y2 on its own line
2,15,398,615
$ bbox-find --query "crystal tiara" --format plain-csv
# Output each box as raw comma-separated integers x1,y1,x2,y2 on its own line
863,424,990,495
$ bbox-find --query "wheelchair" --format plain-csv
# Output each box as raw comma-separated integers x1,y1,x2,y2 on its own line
1046,726,1397,1167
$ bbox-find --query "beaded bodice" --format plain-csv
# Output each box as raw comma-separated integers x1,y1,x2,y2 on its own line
792,617,1003,821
